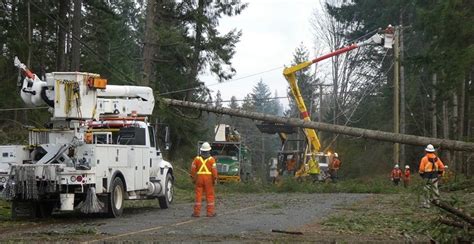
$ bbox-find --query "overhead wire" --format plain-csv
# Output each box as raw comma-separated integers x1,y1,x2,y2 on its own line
323,49,393,151
0,107,49,112
157,66,283,96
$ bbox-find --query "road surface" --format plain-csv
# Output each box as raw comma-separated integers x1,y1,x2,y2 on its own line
0,193,370,242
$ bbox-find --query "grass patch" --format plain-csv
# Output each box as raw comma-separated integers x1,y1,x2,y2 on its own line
172,167,417,196
266,203,282,209
0,199,11,219
321,177,474,242
322,194,427,237
272,175,409,194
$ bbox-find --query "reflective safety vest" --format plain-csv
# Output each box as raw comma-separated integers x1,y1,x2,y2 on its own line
308,158,320,174
425,157,439,172
197,156,214,175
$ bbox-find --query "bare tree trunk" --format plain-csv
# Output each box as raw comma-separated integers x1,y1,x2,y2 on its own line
56,0,69,71
185,0,205,100
464,70,472,177
142,0,159,86
457,79,466,175
431,73,438,137
71,0,82,71
452,91,458,171
443,99,451,164
162,98,474,152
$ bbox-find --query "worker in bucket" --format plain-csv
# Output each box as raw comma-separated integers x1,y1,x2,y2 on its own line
390,164,403,186
191,142,218,217
418,144,445,208
403,165,411,188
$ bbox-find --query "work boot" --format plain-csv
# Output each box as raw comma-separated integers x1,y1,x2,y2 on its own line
206,213,217,217
191,213,200,217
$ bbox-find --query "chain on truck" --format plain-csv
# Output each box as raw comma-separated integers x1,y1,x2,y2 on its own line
0,57,174,219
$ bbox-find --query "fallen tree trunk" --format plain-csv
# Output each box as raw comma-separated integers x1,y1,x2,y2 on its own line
439,217,471,229
161,98,474,152
432,200,474,226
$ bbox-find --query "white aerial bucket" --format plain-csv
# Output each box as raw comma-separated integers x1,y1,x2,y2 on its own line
60,193,75,211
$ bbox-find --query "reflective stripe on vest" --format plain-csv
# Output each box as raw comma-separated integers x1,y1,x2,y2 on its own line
424,156,439,172
197,156,212,175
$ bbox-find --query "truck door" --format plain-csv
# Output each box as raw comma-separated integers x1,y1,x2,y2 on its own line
148,126,158,177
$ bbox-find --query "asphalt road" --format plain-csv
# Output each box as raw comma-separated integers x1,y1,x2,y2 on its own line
0,193,370,242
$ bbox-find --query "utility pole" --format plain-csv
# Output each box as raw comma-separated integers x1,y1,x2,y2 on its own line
399,22,406,167
393,27,400,165
27,0,32,67
319,84,323,123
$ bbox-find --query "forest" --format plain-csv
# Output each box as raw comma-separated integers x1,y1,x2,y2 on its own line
0,0,472,180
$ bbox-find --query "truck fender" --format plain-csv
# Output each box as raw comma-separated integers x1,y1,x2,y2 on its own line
108,170,127,193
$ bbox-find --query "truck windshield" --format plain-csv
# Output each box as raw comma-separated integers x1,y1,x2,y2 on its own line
211,144,239,158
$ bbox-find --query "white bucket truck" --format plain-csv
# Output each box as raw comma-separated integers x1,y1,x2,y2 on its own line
0,57,173,218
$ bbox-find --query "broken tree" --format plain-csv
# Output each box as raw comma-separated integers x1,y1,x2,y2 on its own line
161,98,474,152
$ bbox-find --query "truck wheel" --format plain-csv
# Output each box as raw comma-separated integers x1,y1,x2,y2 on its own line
107,177,124,217
158,173,173,209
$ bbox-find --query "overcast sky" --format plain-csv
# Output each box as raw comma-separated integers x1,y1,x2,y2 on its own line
200,0,322,109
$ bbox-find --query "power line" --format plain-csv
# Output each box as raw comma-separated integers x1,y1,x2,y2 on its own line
157,66,283,96
0,106,48,112
206,96,288,104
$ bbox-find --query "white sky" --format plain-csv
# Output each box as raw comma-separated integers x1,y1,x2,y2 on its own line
200,0,322,109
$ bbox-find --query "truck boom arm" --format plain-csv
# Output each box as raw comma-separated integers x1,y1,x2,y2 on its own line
283,27,393,161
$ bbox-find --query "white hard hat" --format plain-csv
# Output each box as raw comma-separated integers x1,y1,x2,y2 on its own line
200,142,211,152
334,153,338,157
405,165,410,169
395,164,399,168
425,144,435,152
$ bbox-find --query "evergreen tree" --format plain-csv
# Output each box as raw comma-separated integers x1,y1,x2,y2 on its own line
251,79,279,115
229,96,239,109
176,0,248,100
215,90,223,107
286,44,317,119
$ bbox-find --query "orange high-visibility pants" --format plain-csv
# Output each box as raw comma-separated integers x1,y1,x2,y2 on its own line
193,176,215,216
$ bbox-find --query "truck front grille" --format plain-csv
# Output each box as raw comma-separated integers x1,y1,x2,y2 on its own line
216,163,229,173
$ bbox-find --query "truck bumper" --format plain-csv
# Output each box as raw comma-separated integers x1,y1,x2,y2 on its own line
218,175,240,183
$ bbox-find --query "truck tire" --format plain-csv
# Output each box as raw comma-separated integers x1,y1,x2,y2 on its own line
158,173,173,209
107,177,124,217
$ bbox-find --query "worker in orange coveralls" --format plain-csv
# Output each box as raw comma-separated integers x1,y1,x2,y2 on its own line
390,164,403,186
191,142,218,217
403,165,411,188
419,144,445,208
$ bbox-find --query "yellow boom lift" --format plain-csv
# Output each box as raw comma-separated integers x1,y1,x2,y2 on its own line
282,26,394,177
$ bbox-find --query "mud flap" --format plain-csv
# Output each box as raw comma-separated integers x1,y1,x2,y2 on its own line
11,201,37,219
